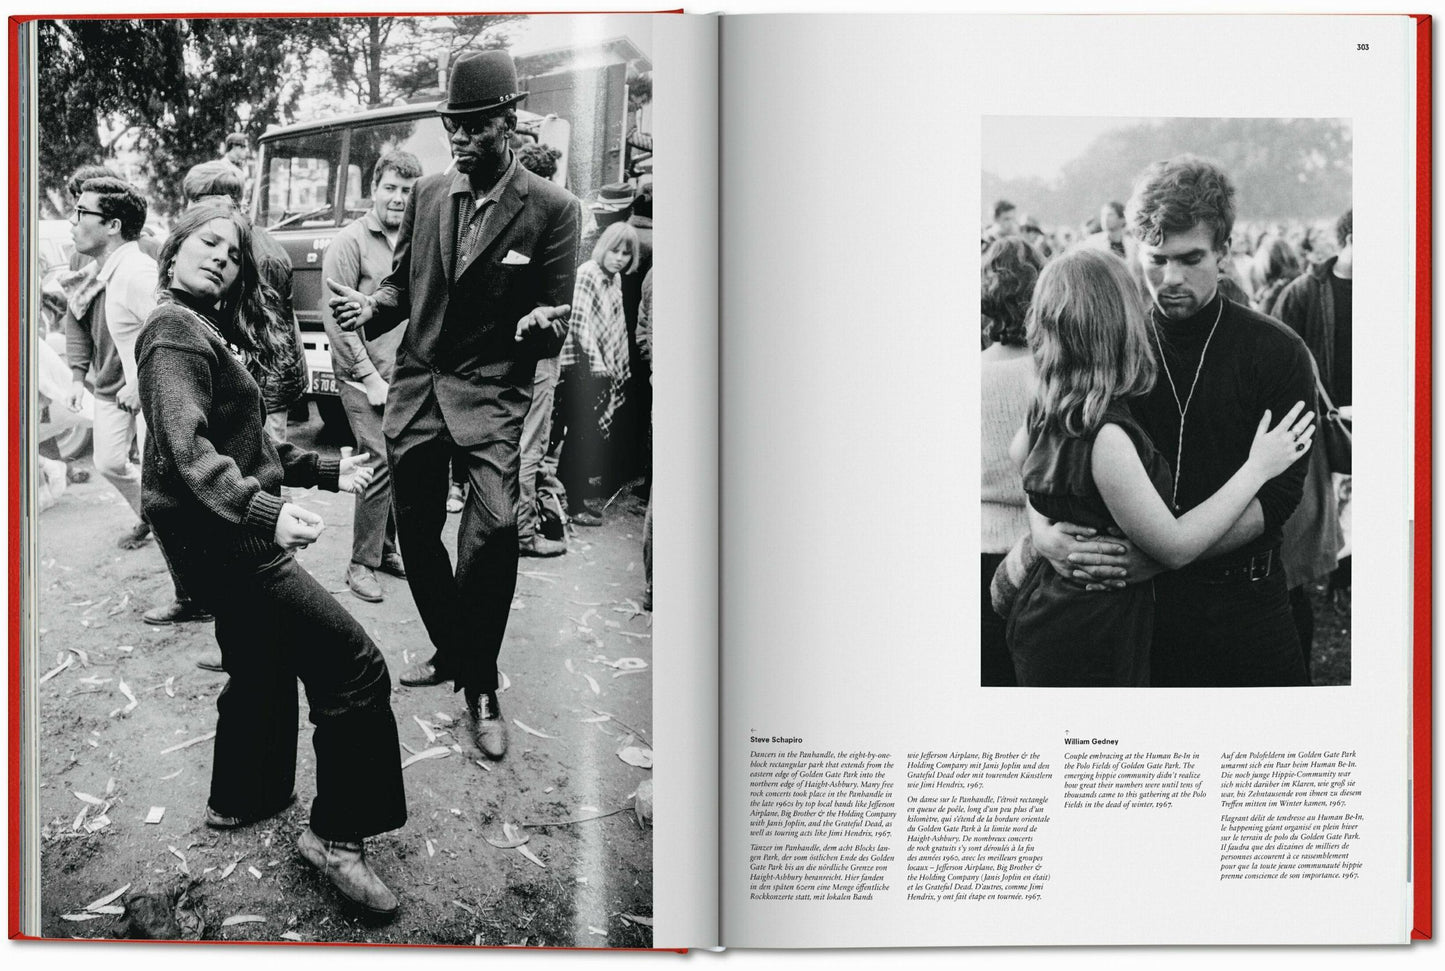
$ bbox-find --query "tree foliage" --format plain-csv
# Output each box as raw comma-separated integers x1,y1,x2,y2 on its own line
301,15,524,108
34,15,522,218
37,18,314,218
983,118,1353,229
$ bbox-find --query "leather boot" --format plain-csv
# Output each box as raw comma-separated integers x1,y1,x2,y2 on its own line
297,827,398,919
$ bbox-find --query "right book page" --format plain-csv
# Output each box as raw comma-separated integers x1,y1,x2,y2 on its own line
719,13,1420,947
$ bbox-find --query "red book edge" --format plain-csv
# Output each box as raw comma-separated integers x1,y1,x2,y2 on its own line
7,12,23,946
1411,10,1433,946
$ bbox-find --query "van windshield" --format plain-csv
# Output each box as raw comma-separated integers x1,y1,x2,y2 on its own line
343,117,454,221
256,128,344,231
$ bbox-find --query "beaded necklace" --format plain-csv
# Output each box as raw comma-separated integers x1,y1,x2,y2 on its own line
1148,297,1224,511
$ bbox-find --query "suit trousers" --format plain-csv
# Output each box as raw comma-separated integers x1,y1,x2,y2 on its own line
175,545,406,842
337,381,398,567
388,395,525,694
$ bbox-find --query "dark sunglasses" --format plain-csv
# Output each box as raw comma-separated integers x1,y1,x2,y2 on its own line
441,114,498,137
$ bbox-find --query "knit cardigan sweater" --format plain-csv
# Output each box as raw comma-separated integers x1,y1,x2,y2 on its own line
137,291,339,563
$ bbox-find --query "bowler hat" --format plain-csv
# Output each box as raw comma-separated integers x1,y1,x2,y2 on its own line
439,51,526,116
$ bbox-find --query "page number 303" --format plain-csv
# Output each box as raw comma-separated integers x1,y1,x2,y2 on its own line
1357,43,1369,50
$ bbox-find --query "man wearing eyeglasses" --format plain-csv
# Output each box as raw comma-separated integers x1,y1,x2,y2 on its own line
65,175,159,551
327,50,581,763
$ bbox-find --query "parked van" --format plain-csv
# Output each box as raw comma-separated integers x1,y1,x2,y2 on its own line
251,101,566,429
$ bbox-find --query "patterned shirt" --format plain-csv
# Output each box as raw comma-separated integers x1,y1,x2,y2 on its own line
560,260,632,436
450,151,521,278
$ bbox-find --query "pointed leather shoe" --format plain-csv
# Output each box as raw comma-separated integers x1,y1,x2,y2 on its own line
297,827,398,920
378,551,407,579
465,691,508,760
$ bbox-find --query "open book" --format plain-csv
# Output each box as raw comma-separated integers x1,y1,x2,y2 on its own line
7,9,1430,955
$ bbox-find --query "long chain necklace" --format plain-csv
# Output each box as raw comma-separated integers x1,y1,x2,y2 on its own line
1148,298,1224,511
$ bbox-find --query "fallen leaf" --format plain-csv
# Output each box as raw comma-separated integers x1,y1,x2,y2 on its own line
564,658,575,674
499,671,511,692
612,657,648,671
280,932,303,941
116,645,134,653
580,715,610,724
451,900,478,917
247,866,263,880
39,656,74,684
516,844,546,868
614,630,651,640
588,925,607,935
159,769,183,781
426,839,436,858
401,746,451,769
85,815,112,833
412,715,438,744
620,913,654,927
84,883,131,911
222,915,266,927
89,905,124,916
484,829,529,849
144,806,165,824
432,712,454,726
60,913,105,922
78,676,112,686
69,647,91,667
612,669,645,679
73,791,104,806
168,847,187,864
164,677,175,698
512,719,554,739
220,861,238,879
105,777,115,796
72,806,88,831
618,746,654,769
582,673,600,696
159,731,215,755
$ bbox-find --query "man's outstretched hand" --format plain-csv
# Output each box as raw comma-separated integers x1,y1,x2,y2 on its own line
515,304,571,343
326,278,374,331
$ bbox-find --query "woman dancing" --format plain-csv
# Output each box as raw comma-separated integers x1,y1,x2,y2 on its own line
136,201,406,918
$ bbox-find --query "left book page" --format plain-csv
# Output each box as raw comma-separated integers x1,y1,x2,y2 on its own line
7,10,719,952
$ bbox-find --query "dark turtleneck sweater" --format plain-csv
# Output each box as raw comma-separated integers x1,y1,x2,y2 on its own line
1132,292,1314,565
137,288,340,565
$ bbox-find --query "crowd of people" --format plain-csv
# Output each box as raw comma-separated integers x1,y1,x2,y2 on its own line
45,50,655,920
982,155,1352,689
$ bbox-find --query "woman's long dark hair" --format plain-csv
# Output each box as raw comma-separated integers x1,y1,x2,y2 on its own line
156,201,290,378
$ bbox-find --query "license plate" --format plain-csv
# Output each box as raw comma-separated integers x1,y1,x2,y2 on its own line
311,370,337,395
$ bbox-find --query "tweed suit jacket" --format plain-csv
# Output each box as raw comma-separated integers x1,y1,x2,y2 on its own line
366,164,581,450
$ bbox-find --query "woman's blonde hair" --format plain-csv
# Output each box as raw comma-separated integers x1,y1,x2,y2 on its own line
591,220,641,273
1027,248,1156,438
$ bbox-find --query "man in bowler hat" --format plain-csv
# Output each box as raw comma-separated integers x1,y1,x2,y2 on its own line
329,51,581,759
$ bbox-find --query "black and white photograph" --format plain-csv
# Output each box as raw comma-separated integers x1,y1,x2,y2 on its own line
980,116,1352,689
24,11,656,946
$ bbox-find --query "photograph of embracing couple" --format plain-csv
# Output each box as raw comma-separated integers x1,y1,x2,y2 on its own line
980,116,1353,689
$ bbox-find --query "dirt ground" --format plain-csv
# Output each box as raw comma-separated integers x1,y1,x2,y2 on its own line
31,415,654,947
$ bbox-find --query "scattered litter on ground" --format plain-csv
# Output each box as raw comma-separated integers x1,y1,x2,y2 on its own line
144,807,165,825
512,719,554,739
159,731,215,755
401,746,451,769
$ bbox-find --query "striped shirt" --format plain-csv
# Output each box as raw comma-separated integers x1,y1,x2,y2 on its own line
450,151,520,278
